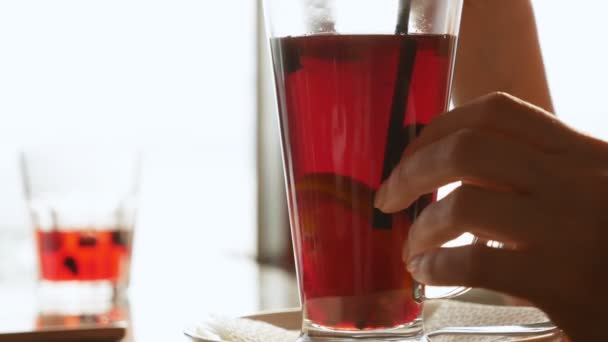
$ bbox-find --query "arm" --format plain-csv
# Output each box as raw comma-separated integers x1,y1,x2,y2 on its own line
452,0,554,113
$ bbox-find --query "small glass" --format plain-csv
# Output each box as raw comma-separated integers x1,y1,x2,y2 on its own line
264,0,465,340
21,145,141,302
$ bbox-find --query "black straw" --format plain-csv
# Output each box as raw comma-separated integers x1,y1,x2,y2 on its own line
396,0,412,34
373,0,416,230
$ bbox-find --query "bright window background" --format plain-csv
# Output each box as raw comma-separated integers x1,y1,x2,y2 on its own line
0,0,607,287
0,0,256,284
532,0,608,137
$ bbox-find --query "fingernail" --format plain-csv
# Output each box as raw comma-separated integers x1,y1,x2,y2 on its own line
407,255,423,275
406,223,418,261
374,185,388,209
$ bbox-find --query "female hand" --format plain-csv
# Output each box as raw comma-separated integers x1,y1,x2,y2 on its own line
374,92,608,341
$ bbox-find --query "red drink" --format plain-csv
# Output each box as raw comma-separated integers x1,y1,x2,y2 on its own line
37,229,132,282
271,34,456,330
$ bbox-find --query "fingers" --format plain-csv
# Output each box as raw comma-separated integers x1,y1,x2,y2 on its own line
375,128,542,213
405,185,540,259
404,92,568,159
407,245,541,299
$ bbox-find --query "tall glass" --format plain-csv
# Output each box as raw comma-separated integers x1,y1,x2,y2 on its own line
21,146,140,303
264,0,464,340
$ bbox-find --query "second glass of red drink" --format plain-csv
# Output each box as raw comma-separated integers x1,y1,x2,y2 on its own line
21,145,140,305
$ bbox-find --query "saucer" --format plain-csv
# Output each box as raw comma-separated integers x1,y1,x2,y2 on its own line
184,307,563,342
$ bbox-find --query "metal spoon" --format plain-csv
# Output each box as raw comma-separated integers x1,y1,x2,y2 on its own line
422,321,561,341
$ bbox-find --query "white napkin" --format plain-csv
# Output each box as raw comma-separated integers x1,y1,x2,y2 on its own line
195,300,551,342
194,316,299,342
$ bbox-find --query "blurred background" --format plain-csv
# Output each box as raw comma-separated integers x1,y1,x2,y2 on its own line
0,0,606,340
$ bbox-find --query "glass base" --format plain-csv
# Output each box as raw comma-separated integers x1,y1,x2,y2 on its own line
298,318,424,341
37,280,126,315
